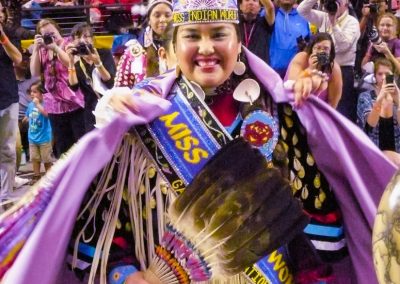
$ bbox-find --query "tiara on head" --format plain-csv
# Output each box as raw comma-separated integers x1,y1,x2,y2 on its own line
172,0,239,26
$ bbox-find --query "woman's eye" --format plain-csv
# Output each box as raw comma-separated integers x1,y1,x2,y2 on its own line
213,32,227,39
183,34,200,39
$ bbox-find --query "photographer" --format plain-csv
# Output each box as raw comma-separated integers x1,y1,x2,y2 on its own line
66,23,116,132
30,18,85,158
357,57,400,166
286,33,343,107
0,5,22,201
297,0,360,122
361,13,400,74
359,0,387,34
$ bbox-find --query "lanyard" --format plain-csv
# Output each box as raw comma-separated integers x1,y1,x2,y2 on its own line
244,23,256,47
79,59,101,99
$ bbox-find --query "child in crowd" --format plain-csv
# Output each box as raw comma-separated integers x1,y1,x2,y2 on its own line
23,81,53,184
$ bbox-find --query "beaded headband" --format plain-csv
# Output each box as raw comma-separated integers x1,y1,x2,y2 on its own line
172,0,239,26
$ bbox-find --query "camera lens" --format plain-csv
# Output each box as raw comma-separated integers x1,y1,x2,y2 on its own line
316,52,331,73
43,34,53,45
367,26,382,45
73,43,90,56
369,3,378,13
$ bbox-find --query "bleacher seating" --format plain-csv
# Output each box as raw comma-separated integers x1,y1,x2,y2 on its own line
21,2,145,37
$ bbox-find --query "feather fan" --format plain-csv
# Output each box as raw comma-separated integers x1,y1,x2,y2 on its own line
143,138,308,283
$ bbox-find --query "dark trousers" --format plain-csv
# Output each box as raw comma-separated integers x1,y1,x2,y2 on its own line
337,66,357,123
18,120,30,160
48,108,86,158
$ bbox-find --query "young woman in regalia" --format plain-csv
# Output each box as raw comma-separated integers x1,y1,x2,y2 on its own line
113,0,173,89
0,0,397,283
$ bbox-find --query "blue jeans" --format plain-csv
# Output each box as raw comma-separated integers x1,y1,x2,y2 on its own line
0,103,18,199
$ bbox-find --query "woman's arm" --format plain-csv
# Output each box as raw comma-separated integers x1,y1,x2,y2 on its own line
65,43,79,87
373,42,400,74
30,35,43,77
87,48,112,82
98,49,116,88
286,52,309,80
327,62,342,108
361,45,372,69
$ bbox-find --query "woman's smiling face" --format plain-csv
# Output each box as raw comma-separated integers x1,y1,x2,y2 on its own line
174,23,241,89
149,3,172,36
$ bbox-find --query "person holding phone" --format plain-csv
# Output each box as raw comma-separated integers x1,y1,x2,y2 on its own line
357,57,400,165
30,18,86,158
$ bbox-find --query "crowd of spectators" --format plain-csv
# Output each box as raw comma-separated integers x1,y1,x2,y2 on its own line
0,0,400,218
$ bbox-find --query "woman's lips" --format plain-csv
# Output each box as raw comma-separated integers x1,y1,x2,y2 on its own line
195,58,220,72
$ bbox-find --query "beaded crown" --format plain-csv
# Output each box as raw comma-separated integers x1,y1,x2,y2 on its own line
172,0,239,26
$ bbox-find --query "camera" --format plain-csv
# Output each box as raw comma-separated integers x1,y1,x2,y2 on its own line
364,0,379,14
43,34,53,45
316,52,331,73
72,42,94,56
368,3,379,13
324,0,339,15
366,26,382,45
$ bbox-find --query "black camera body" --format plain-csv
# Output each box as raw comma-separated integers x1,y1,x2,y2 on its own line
43,34,53,45
72,42,94,56
368,3,379,13
324,0,339,15
316,52,331,73
367,26,382,45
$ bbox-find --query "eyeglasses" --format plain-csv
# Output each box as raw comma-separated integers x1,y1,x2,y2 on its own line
312,45,331,53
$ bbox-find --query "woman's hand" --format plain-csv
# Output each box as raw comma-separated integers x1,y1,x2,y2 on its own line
65,42,77,63
108,89,138,114
33,34,44,51
361,3,371,18
125,272,151,284
373,41,391,56
86,47,102,66
293,69,328,106
308,54,319,70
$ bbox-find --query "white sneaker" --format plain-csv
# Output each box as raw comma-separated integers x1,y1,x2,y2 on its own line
14,176,30,188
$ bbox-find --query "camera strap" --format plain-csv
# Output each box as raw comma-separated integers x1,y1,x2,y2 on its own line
79,58,102,99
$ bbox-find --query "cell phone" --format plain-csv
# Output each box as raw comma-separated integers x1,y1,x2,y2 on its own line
386,74,394,84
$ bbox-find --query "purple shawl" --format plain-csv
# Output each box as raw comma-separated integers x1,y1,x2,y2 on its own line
3,48,397,284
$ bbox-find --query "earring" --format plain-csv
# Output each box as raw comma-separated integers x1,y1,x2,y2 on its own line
233,78,260,106
233,55,246,76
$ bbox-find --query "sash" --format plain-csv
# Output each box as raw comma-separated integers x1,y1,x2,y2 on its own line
136,76,293,283
135,76,231,194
